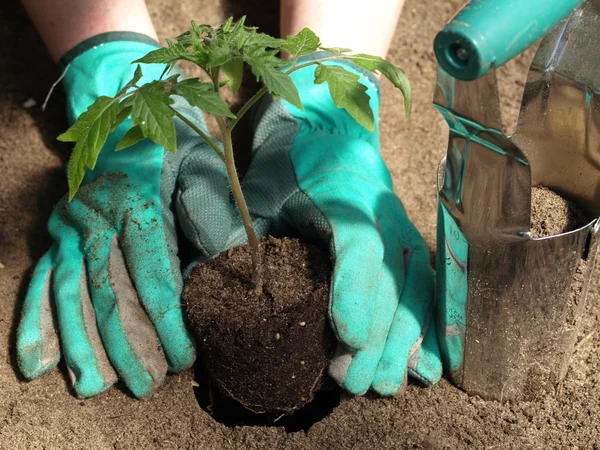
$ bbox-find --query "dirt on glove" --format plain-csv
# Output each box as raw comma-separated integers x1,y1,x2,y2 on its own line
183,236,336,416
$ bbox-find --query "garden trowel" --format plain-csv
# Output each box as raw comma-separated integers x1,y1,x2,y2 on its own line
434,0,600,401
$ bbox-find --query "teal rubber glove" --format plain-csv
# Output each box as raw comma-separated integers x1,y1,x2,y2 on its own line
16,34,234,398
242,55,442,395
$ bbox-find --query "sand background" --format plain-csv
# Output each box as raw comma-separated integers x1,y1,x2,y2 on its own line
1,0,600,448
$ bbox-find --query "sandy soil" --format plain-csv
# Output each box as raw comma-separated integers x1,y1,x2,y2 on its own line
2,0,600,448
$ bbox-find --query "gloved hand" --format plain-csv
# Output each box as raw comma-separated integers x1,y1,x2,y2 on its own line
242,55,442,395
16,35,234,398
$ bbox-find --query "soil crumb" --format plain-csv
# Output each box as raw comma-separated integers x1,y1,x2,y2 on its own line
183,236,336,415
530,186,588,238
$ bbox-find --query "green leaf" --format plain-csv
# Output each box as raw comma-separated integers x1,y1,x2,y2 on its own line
229,16,247,35
132,64,144,83
173,79,235,118
133,41,187,65
175,30,193,46
221,58,243,95
314,64,374,132
190,32,202,51
131,81,177,152
181,50,210,68
207,46,232,67
120,94,136,109
320,47,352,55
116,65,143,96
115,125,145,151
59,96,120,199
221,16,235,32
160,74,181,93
177,28,208,51
243,46,279,60
344,54,411,118
58,97,117,144
111,104,133,133
158,62,177,80
177,21,211,47
282,28,321,58
226,19,284,53
245,34,285,50
245,56,302,109
191,21,211,37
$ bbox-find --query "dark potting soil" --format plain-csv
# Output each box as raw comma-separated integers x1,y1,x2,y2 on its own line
530,186,588,238
183,236,336,416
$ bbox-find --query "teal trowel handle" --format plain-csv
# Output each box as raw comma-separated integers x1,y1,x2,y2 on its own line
434,0,584,81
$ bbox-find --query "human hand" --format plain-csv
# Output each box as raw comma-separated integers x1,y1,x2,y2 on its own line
16,36,235,398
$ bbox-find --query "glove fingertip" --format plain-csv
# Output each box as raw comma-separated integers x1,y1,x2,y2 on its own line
156,309,196,373
342,379,370,396
17,255,60,380
71,367,117,399
340,363,375,396
17,344,60,380
407,360,442,387
165,340,196,373
416,344,443,386
372,377,404,397
330,304,370,351
372,355,409,396
74,378,115,399
328,344,372,395
17,309,61,380
346,386,369,396
408,326,443,387
328,343,352,386
128,372,167,399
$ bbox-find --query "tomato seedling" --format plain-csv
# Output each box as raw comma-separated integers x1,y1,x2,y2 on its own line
59,17,411,295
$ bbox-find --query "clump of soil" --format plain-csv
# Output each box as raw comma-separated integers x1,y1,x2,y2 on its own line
183,236,336,415
530,186,588,238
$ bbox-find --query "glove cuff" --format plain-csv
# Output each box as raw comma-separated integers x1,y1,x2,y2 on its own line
58,32,160,69
59,33,166,125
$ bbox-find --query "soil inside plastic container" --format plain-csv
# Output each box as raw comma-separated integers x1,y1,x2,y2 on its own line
183,235,337,421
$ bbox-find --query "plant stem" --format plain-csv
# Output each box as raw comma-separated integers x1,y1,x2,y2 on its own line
284,56,340,75
216,115,263,296
180,57,344,293
210,66,263,295
169,107,225,162
211,67,221,92
227,86,269,132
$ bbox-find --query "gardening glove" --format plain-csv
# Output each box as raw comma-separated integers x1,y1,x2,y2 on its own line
242,55,442,395
16,34,234,398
